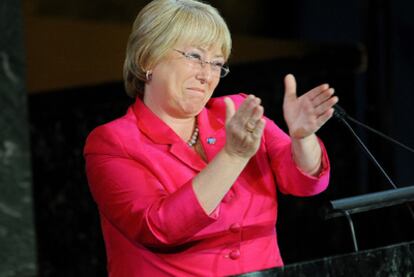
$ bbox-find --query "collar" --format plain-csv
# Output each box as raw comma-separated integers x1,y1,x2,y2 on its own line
133,97,225,145
132,97,225,171
133,97,182,145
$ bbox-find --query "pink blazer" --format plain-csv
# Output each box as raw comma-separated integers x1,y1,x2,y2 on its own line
84,94,330,277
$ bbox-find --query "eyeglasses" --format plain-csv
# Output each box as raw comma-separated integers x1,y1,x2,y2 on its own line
173,49,230,78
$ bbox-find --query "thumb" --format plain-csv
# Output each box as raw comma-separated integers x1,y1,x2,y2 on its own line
284,74,297,102
224,97,235,125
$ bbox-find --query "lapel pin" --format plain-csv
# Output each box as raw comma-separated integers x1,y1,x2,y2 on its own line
207,137,216,145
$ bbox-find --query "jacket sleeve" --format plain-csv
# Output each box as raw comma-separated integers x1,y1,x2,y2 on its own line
84,126,218,248
263,117,330,196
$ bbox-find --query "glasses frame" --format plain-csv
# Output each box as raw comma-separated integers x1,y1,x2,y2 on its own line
173,49,230,78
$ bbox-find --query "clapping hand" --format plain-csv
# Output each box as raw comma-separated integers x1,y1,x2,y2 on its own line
223,95,266,159
283,74,338,139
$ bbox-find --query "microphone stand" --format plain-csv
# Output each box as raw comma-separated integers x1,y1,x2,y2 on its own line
328,105,414,251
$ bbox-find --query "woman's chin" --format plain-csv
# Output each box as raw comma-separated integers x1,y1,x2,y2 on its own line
179,98,208,115
178,104,204,117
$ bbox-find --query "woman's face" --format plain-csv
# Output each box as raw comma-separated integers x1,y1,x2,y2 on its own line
144,42,224,120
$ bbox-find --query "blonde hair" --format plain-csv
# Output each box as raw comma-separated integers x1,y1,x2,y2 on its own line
123,0,232,98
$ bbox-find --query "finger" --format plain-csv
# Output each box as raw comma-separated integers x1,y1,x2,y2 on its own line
248,105,264,125
251,118,266,138
245,105,264,132
237,94,257,115
284,74,297,102
224,97,236,125
237,95,262,124
315,96,339,116
251,105,264,121
311,88,335,106
306,83,330,100
316,108,335,127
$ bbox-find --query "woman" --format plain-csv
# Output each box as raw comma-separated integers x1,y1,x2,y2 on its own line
84,0,338,276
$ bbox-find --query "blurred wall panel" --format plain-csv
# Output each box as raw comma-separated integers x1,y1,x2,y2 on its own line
0,0,37,275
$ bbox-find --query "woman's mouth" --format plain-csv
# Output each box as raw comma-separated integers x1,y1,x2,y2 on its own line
187,87,205,94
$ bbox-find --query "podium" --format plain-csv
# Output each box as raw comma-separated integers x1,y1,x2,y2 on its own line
236,186,414,276
236,240,414,276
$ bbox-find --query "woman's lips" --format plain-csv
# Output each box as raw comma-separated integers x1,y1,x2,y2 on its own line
187,87,205,93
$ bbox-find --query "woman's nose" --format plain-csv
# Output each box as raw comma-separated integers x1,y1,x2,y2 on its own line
195,64,212,83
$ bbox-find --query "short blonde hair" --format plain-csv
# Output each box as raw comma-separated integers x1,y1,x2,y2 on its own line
123,0,232,98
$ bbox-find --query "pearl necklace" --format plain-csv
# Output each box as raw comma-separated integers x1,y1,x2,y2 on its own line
187,126,199,147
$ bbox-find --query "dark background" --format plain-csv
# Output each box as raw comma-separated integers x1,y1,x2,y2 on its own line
27,0,414,275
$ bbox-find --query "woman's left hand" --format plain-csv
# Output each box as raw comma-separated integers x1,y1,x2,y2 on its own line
283,74,339,139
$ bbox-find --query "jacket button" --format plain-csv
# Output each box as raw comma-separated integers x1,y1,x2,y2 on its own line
229,249,240,260
229,223,241,233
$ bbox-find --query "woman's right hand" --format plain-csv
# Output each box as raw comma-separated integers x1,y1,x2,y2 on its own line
223,95,266,159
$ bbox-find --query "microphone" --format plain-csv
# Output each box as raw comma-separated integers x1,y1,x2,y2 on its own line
325,104,414,252
331,104,414,217
333,105,398,189
333,104,347,120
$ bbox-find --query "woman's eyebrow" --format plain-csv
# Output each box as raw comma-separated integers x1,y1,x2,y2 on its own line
194,46,224,58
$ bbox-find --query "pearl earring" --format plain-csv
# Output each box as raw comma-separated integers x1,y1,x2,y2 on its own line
146,71,152,81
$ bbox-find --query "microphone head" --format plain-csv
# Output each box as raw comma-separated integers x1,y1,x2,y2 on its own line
333,104,347,119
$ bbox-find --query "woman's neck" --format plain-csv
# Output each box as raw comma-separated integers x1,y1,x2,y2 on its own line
166,117,197,141
142,98,197,141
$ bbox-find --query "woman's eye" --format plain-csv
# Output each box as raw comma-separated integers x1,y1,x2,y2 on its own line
212,61,224,68
187,53,202,60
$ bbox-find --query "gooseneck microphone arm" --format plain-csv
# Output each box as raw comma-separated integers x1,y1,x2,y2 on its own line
333,107,398,189
334,105,414,154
